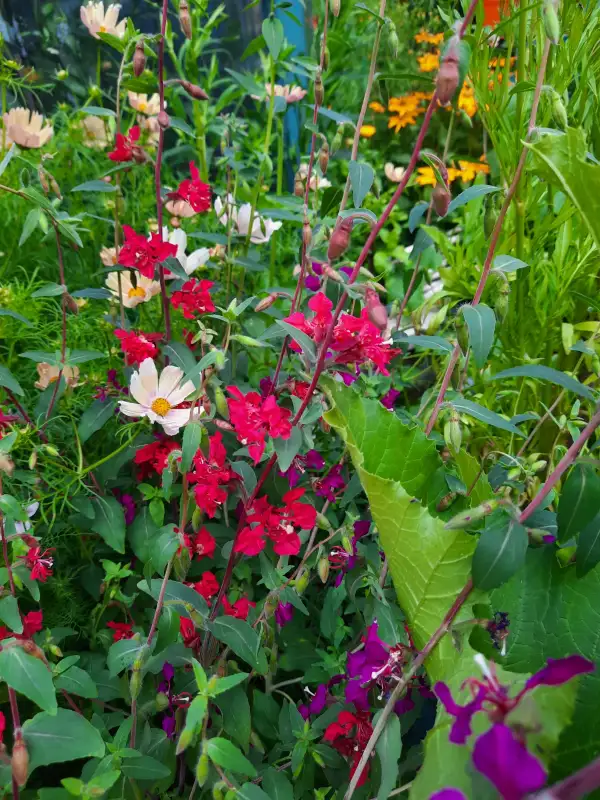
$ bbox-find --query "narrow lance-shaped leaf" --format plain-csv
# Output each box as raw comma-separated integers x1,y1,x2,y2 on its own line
348,161,375,208
488,364,595,401
471,512,529,591
462,304,496,367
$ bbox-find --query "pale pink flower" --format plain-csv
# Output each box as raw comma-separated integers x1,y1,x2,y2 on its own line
128,92,161,116
105,271,161,308
385,162,405,183
253,83,307,104
2,108,53,149
80,2,127,39
35,363,80,390
80,115,109,149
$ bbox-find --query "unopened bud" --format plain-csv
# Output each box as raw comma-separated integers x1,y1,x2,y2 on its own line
303,220,312,250
543,0,560,44
318,140,329,175
318,557,330,583
179,0,193,39
38,167,49,195
295,570,310,594
28,451,38,470
133,40,146,78
443,412,462,453
445,500,499,530
255,293,278,312
311,749,326,767
11,737,28,787
264,595,278,618
494,283,510,322
56,69,68,81
214,418,234,432
213,385,229,418
314,69,324,106
331,125,344,154
174,546,191,581
157,110,170,130
65,293,79,315
432,182,451,217
341,533,354,555
214,350,227,370
436,41,460,105
321,45,330,71
550,89,568,130
316,512,332,530
213,782,227,800
365,287,388,330
331,0,341,16
176,728,194,755
192,505,203,532
156,691,170,711
388,23,399,59
195,752,209,786
294,178,304,197
179,79,209,101
327,217,352,261
50,177,62,199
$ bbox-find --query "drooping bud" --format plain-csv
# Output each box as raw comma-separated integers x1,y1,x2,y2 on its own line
157,110,170,130
432,182,451,217
130,668,142,699
176,728,194,755
302,219,312,250
294,175,304,197
316,512,332,530
11,736,28,787
38,167,49,195
191,505,203,533
387,22,399,59
156,691,170,711
444,499,500,530
179,0,193,39
550,89,568,130
213,781,227,800
543,0,560,44
65,293,79,315
365,287,388,330
443,410,462,453
436,38,460,106
28,450,38,470
314,68,324,106
318,140,329,175
295,569,310,594
330,0,341,16
263,594,278,618
213,384,229,418
341,533,354,555
49,176,62,199
318,556,330,583
196,752,210,786
178,79,209,101
255,293,278,312
327,217,353,261
322,263,344,283
331,125,344,154
133,39,146,77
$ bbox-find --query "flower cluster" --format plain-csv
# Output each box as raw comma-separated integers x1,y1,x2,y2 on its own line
183,527,216,562
167,162,211,215
323,710,374,787
234,488,316,556
114,329,162,366
22,546,54,582
186,432,237,517
227,387,293,464
108,126,146,163
170,279,215,319
118,225,178,279
107,621,134,641
134,435,180,479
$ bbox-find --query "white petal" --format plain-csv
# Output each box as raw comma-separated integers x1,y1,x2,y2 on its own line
160,408,193,435
26,502,39,518
185,247,210,274
167,379,195,407
169,228,187,253
133,358,159,402
157,364,185,399
236,204,252,236
118,401,148,418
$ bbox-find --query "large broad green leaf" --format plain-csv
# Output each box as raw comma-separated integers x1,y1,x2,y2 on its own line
138,579,208,618
216,685,251,751
374,712,402,800
24,708,105,773
206,737,257,777
0,648,57,713
526,128,600,250
128,507,161,564
91,497,126,553
556,464,600,544
461,304,496,368
208,617,268,674
493,547,600,781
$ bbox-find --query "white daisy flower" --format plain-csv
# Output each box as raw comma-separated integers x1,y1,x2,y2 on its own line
160,227,210,276
105,271,161,308
80,2,127,39
214,194,282,244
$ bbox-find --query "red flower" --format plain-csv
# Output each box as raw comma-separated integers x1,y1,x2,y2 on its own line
184,527,216,561
227,387,292,464
168,162,211,214
282,488,317,530
114,329,162,366
119,225,178,280
234,524,268,556
284,292,333,350
23,546,54,582
170,279,215,320
0,711,5,744
234,488,315,557
222,596,255,620
22,610,43,639
190,571,220,600
180,616,201,649
186,432,236,518
134,436,180,479
108,126,143,163
287,380,311,400
323,710,373,787
107,621,134,642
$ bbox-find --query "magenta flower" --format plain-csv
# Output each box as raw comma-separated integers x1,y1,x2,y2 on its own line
430,791,467,800
345,623,407,711
525,654,593,690
299,682,329,719
316,464,346,502
472,724,547,799
380,388,401,410
435,682,487,744
280,449,325,488
305,275,321,292
274,602,294,627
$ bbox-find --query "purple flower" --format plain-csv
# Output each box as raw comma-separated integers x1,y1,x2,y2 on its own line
259,377,274,397
280,449,325,488
299,682,329,719
275,602,294,627
353,520,371,539
434,682,486,744
472,724,546,800
163,662,175,682
525,655,594,691
305,449,325,470
345,623,391,710
162,715,176,738
430,791,467,800
113,491,135,525
380,388,401,410
339,266,352,279
394,693,415,715
316,464,346,502
312,261,324,276
305,275,321,292
338,368,359,386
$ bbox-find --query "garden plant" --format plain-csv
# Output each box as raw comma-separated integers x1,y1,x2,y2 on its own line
1,0,600,797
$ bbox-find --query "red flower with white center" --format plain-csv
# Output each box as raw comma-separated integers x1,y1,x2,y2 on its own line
222,596,255,620
183,527,216,561
323,710,373,787
119,225,178,280
186,432,236,518
167,162,211,214
114,329,163,366
282,488,317,530
107,621,134,642
180,616,201,650
227,387,292,465
108,126,144,163
190,571,220,600
23,546,54,582
284,291,333,351
134,436,180,479
287,379,311,400
170,278,215,319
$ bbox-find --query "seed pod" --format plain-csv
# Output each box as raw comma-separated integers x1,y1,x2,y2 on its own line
444,500,499,530
318,556,330,583
365,287,388,330
432,182,451,217
327,217,353,261
331,0,341,16
303,219,312,250
11,737,28,787
157,110,170,130
191,505,203,532
294,177,304,197
314,69,324,106
133,39,146,77
50,176,62,200
179,0,193,39
318,140,329,175
443,411,462,453
543,0,560,44
28,450,37,470
38,167,49,194
195,752,210,786
156,691,170,711
295,569,310,594
550,89,568,130
178,79,209,101
436,40,460,105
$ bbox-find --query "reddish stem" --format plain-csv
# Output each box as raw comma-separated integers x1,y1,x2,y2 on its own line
156,0,172,343
44,221,68,422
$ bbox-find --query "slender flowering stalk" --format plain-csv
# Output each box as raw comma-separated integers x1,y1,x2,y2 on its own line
155,0,172,342
424,38,552,436
44,221,68,422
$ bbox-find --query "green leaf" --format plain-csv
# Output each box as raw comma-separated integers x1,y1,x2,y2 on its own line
262,767,294,800
273,426,303,472
0,365,24,396
181,348,220,386
54,666,98,698
0,309,33,327
24,709,105,773
320,583,346,639
393,334,454,353
374,711,401,800
206,737,257,777
489,364,595,401
20,208,42,246
493,254,529,272
320,187,343,218
212,672,250,695
576,513,600,577
408,201,429,232
0,494,28,520
169,116,194,136
137,579,208,618
557,464,600,543
77,399,117,443
121,754,172,780
446,184,501,214
128,507,160,564
107,637,145,677
461,304,496,367
82,106,116,117
91,497,126,553
241,34,266,60
72,180,117,193
151,524,179,571
0,431,16,454
208,617,267,673
275,320,316,360
181,422,203,472
526,128,600,250
262,17,284,60
216,686,251,750
0,648,57,713
31,282,66,299
0,596,23,632
65,349,106,365
20,349,59,364
348,161,375,208
237,785,272,800
450,397,524,436
0,143,16,177
224,68,266,98
471,512,528,590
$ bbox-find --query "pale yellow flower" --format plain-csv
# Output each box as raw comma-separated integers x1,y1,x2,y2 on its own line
80,2,127,39
100,246,118,266
128,92,161,116
252,84,307,104
80,115,109,149
105,271,161,308
35,363,80,390
2,107,53,149
384,163,405,183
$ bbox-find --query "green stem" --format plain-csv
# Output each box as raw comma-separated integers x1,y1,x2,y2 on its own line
514,2,528,347
1,83,6,152
96,43,102,95
269,116,285,284
193,103,209,181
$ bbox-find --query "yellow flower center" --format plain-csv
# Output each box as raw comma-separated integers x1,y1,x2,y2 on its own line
151,397,172,417
127,286,146,299
99,25,107,32
139,102,147,112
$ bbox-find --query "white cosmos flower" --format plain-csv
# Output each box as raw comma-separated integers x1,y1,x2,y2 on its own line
118,358,200,435
80,2,127,39
15,502,40,535
297,163,331,191
160,227,210,277
128,92,161,116
2,107,53,149
214,194,282,244
105,271,161,308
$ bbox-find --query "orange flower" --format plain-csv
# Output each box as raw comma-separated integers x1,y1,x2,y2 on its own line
415,167,436,187
457,159,491,182
359,124,376,138
388,112,420,132
417,52,440,73
414,30,444,45
369,101,386,113
458,83,477,117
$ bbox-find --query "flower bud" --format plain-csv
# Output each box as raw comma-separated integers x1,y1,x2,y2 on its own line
214,418,234,432
494,283,510,322
28,450,38,470
50,176,62,200
176,728,194,755
331,0,341,16
179,0,193,39
331,125,344,154
156,691,170,711
318,140,329,175
11,737,28,787
444,500,499,530
321,45,330,71
157,110,170,130
232,334,266,348
550,89,568,130
303,219,312,250
133,40,146,78
341,533,354,555
195,752,210,786
191,505,203,532
365,287,388,330
543,0,560,44
213,385,229,418
255,293,278,312
295,569,310,594
388,23,399,59
178,79,209,101
174,546,191,581
38,167,49,195
318,556,330,583
436,41,460,105
130,667,142,699
432,182,451,217
314,69,324,106
294,177,304,197
213,782,227,800
327,217,353,261
56,69,69,81
65,293,80,315
322,263,344,283
443,411,462,454
263,594,278,618
316,512,332,530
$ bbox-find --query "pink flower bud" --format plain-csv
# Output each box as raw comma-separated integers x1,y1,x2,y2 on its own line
318,141,329,175
327,217,353,261
255,293,278,312
11,736,28,787
179,0,193,39
294,179,304,197
157,110,170,130
314,69,324,106
322,264,344,283
133,40,146,78
365,288,388,330
179,79,209,101
432,183,451,217
214,419,235,432
303,220,312,249
436,42,460,106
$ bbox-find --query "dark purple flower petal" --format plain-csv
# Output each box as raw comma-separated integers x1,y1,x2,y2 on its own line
305,449,325,471
394,692,415,715
162,662,175,682
305,275,321,292
380,388,401,410
339,266,352,278
299,704,310,720
346,678,370,710
429,791,468,800
274,602,294,627
472,723,547,800
434,682,485,745
339,370,359,386
353,520,371,538
259,377,274,397
162,714,176,739
311,261,323,276
525,655,594,691
309,683,328,715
